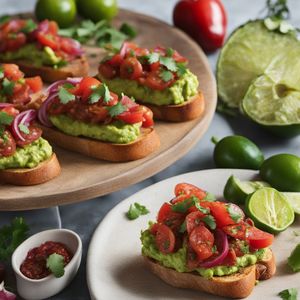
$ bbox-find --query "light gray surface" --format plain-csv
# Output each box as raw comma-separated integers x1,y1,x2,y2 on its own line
1,0,300,299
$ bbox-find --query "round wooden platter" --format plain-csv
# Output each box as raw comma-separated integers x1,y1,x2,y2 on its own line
0,9,217,211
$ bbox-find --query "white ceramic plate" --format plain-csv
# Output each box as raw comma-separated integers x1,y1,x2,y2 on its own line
87,169,300,300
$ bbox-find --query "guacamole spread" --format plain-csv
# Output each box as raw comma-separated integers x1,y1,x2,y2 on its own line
99,69,199,106
0,138,52,170
141,229,266,279
0,44,63,67
50,115,141,144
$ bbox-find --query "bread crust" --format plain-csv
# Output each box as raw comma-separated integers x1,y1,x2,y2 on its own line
1,56,89,83
40,125,160,162
143,248,276,299
141,91,205,122
0,153,61,185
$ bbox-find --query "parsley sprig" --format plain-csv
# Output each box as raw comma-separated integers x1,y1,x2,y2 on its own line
278,288,298,300
126,203,150,220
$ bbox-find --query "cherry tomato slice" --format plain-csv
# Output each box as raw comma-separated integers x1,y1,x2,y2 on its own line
186,241,200,270
107,54,124,67
116,110,143,124
3,64,24,81
77,77,101,101
139,105,154,127
16,126,42,147
222,248,237,266
25,76,43,93
4,32,26,52
36,32,58,50
11,83,30,105
98,63,117,79
246,227,274,249
174,183,206,200
186,211,205,235
222,223,247,240
151,223,175,254
0,131,16,157
106,92,118,107
157,202,185,231
1,106,19,117
189,225,214,261
48,21,59,35
207,201,237,228
120,57,143,80
143,71,172,91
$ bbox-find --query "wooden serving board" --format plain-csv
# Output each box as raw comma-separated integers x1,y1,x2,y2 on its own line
0,9,217,211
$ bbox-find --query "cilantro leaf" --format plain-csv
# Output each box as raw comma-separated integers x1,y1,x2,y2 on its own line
176,62,187,77
194,201,210,214
0,15,10,25
46,253,65,278
278,288,298,300
159,56,177,72
179,221,187,233
203,192,216,202
0,217,29,262
89,84,110,104
126,203,149,220
120,23,137,39
0,67,4,79
202,215,216,230
0,111,13,126
172,196,210,214
146,52,160,64
18,123,30,134
58,84,75,104
226,204,243,223
159,70,174,82
106,102,126,117
2,78,15,96
21,19,37,33
166,48,175,57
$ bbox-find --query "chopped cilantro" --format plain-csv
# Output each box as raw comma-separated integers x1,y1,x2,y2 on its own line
202,192,216,202
159,56,177,72
120,23,137,39
18,123,30,134
21,19,37,33
226,204,243,223
146,52,160,64
278,288,298,300
240,243,250,254
58,84,75,104
176,62,187,77
0,111,14,126
172,196,210,214
126,202,149,220
202,215,216,230
0,67,4,79
194,201,210,214
159,70,174,82
0,15,10,25
0,217,29,261
46,253,65,278
2,78,15,96
106,102,126,117
166,47,175,57
212,245,217,254
89,84,110,104
179,221,187,233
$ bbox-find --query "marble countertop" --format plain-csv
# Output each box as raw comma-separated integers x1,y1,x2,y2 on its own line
1,0,300,299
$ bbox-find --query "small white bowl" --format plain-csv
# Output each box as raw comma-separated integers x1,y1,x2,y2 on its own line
12,229,82,300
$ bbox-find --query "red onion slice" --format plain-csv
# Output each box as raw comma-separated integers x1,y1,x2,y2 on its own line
199,229,229,268
11,109,36,141
38,93,58,127
46,77,82,94
0,282,16,300
0,103,14,109
120,95,138,110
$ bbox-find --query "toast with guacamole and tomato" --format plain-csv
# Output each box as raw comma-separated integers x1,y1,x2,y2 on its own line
38,76,160,162
141,183,276,299
0,18,89,83
0,63,43,110
0,104,60,185
97,43,205,122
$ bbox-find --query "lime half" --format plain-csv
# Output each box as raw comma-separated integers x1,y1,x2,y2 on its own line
245,187,295,233
223,175,270,204
217,20,299,108
282,193,300,214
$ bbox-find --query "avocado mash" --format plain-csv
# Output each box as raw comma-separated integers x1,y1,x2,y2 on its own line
0,138,52,170
141,229,266,279
98,69,199,106
50,115,141,144
0,44,63,67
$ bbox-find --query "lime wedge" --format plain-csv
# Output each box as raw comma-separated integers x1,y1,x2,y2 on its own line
245,187,295,233
217,20,299,108
223,175,270,204
282,193,300,214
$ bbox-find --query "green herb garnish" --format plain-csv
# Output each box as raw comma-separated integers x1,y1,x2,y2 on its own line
58,84,75,104
0,111,14,126
159,56,177,72
18,123,30,134
46,253,65,278
202,215,217,230
126,203,149,220
2,78,15,96
0,67,4,79
106,102,126,117
278,288,298,300
202,192,216,202
120,23,137,39
146,52,160,64
0,217,29,261
227,204,243,223
159,70,174,82
89,83,110,104
21,19,37,33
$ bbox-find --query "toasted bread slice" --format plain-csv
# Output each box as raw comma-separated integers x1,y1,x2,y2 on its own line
0,153,61,185
144,248,276,299
141,91,205,122
40,126,160,162
1,56,89,83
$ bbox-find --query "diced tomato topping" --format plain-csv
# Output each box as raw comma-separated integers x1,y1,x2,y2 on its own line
151,223,175,254
222,223,247,240
11,83,30,105
16,126,42,147
120,57,143,80
107,54,124,67
77,77,101,101
174,183,207,199
98,63,117,79
0,131,16,157
246,227,274,249
25,76,43,93
116,109,144,124
186,211,205,235
221,249,237,266
3,64,23,81
0,106,19,117
157,202,185,231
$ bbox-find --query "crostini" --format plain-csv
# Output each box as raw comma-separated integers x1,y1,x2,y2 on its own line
0,104,60,185
38,77,160,162
0,63,43,110
97,43,205,122
0,18,89,82
141,183,276,299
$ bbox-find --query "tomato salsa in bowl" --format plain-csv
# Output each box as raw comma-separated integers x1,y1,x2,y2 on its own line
11,229,82,300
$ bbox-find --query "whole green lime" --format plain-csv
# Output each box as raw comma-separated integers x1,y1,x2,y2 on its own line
77,0,118,22
260,154,300,192
35,0,77,28
212,135,264,170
